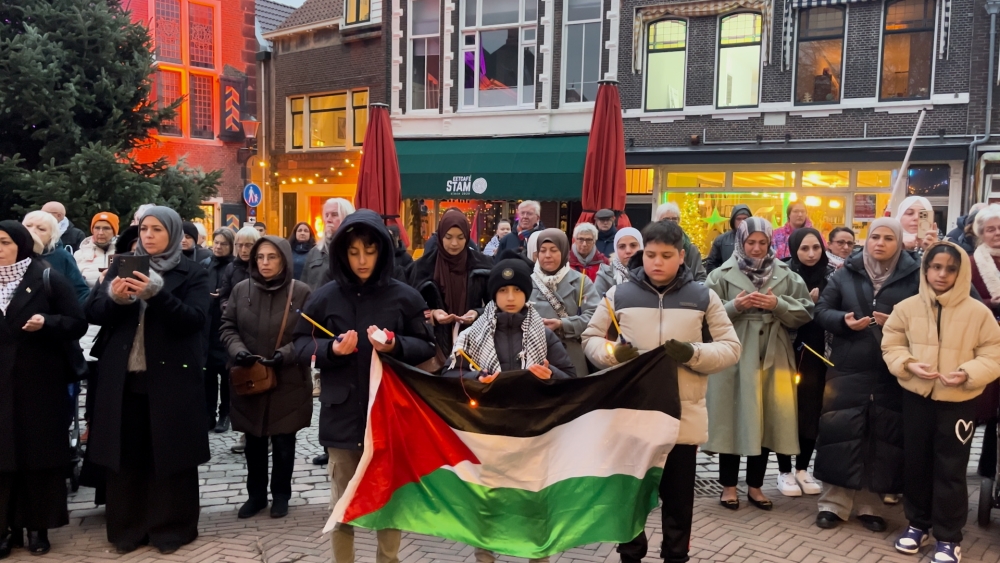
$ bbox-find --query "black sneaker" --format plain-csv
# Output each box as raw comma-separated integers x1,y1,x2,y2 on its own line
214,415,230,433
312,452,329,466
237,498,269,519
859,515,887,532
270,497,289,518
816,511,841,529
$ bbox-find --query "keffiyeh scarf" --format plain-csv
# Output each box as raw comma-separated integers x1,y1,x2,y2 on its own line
532,262,572,318
0,257,31,314
450,301,548,373
612,255,631,285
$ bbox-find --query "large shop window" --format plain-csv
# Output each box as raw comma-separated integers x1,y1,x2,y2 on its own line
152,0,219,140
795,7,844,105
460,0,537,109
410,0,441,111
563,0,602,104
880,0,935,100
717,13,762,109
346,0,371,25
645,19,686,111
288,90,369,151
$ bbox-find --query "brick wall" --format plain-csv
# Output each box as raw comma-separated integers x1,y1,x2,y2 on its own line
619,0,1000,149
130,0,258,203
271,31,386,154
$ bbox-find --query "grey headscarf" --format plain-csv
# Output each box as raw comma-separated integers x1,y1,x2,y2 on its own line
135,206,183,273
863,217,904,293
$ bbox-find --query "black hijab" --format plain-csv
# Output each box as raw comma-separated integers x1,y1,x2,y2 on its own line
0,220,34,262
788,227,830,292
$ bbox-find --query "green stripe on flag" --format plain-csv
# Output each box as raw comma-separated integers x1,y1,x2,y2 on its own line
348,466,663,559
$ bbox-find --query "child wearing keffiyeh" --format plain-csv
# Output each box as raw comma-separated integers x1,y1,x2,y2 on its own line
443,253,576,381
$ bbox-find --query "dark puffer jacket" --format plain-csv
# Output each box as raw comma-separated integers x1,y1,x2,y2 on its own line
705,204,751,273
203,253,234,365
407,245,493,353
219,257,250,306
220,237,313,437
441,309,576,379
292,210,436,450
812,249,919,494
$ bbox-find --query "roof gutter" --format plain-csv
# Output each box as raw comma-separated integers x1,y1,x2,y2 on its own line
262,18,341,40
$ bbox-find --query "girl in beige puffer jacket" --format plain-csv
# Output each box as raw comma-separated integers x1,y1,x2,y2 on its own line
882,241,1000,561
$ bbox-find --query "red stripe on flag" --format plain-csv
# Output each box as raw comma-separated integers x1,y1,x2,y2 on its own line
342,364,481,522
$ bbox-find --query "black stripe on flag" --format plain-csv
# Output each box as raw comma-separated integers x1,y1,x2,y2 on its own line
381,348,681,438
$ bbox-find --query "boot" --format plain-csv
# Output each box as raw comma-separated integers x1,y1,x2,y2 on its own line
214,415,230,433
27,530,49,556
312,452,328,465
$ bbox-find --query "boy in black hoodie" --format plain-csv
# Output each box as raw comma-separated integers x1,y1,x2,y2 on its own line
292,210,436,563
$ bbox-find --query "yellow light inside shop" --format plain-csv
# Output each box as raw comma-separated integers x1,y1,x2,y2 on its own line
315,173,320,177
789,193,798,202
805,196,822,207
259,161,266,167
698,200,705,205
338,171,343,176
308,179,314,184
829,199,842,209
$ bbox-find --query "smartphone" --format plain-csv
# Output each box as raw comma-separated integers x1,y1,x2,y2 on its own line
917,209,933,239
117,255,150,280
97,253,110,273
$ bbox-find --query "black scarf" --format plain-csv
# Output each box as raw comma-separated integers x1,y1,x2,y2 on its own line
788,227,830,292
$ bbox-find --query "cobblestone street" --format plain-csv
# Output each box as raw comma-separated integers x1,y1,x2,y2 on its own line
10,398,1000,563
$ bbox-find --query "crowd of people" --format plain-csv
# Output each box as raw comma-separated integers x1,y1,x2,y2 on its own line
2,195,1000,563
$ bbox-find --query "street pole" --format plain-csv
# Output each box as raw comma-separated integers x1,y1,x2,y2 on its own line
887,109,926,216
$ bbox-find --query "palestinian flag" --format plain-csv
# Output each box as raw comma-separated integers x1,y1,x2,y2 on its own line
325,349,682,559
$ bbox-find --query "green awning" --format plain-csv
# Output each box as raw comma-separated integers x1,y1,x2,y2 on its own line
396,135,589,201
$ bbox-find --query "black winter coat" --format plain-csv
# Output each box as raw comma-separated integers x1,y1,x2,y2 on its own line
60,219,87,253
219,258,250,305
85,255,212,475
492,223,545,264
407,245,492,353
292,211,436,450
596,226,617,258
221,237,313,437
0,261,87,472
204,254,234,365
441,309,576,379
705,205,751,273
812,249,919,494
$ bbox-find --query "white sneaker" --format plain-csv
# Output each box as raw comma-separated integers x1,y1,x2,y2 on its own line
777,472,802,496
795,470,822,495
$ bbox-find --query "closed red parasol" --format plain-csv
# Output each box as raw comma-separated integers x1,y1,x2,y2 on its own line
354,103,409,246
578,81,631,229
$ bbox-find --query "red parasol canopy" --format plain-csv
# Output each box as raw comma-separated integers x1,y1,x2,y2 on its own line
578,81,631,229
354,103,409,246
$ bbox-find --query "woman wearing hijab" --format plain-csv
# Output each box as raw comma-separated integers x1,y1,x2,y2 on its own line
408,209,493,356
85,206,211,554
775,228,837,497
220,236,312,519
812,218,919,532
287,222,316,281
0,221,87,557
528,228,600,375
594,227,643,296
526,231,542,262
897,196,939,254
705,218,813,511
970,205,1000,486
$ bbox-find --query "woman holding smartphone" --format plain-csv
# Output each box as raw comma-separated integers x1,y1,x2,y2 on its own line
85,206,211,554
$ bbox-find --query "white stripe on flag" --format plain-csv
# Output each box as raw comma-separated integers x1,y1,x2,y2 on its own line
445,408,679,493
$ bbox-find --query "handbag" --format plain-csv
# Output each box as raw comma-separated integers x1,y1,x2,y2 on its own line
42,268,89,382
231,285,294,396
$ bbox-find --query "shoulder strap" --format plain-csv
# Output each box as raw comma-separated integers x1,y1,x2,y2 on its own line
850,273,874,318
43,268,51,297
275,284,294,351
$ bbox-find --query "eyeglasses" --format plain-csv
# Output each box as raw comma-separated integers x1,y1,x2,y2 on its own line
831,240,854,246
576,238,595,243
663,216,680,222
236,243,255,248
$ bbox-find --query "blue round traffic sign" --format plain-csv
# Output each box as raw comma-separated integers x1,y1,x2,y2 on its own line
243,183,262,207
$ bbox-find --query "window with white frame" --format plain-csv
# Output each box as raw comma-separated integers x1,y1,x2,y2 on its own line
716,12,762,109
288,90,370,150
460,0,537,109
644,19,686,111
152,0,220,139
880,0,934,100
795,7,845,105
410,0,441,111
563,0,602,104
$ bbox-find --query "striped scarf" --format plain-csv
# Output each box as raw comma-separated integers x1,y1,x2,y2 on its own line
450,301,548,374
612,255,631,285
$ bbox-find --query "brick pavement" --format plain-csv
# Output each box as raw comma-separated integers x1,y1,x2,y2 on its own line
9,399,1000,562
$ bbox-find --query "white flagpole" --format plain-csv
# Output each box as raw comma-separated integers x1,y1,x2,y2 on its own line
887,109,926,217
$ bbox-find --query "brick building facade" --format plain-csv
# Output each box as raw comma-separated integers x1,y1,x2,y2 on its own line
130,0,260,232
258,0,385,237
618,0,1000,253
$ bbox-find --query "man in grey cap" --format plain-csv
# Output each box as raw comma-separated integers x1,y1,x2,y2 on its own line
594,208,617,257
